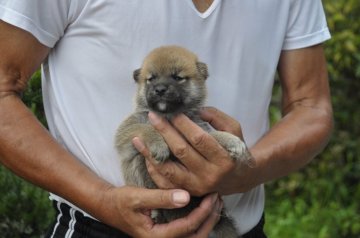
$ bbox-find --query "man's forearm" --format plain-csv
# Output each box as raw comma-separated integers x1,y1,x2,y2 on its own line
0,94,113,219
249,104,333,186
0,21,110,214
246,44,333,188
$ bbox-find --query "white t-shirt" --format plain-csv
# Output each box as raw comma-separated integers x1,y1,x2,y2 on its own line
0,0,330,235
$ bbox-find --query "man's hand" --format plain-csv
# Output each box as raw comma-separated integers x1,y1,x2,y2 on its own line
132,107,258,196
99,186,223,238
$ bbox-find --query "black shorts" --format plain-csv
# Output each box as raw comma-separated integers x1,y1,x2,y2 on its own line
45,201,266,238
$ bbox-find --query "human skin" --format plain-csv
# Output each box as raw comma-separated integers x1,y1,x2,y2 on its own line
133,43,333,197
0,20,225,238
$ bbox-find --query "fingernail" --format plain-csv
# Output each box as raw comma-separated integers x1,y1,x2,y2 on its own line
148,112,161,125
172,190,189,206
132,137,145,152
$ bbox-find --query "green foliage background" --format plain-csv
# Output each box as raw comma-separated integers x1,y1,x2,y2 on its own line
265,0,360,237
0,0,359,237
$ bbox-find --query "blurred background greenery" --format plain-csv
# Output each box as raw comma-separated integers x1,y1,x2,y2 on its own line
265,0,360,237
0,0,359,237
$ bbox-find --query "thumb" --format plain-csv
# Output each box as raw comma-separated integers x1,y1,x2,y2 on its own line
200,106,244,138
132,188,190,210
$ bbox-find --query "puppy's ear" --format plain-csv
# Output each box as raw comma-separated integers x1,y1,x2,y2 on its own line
196,62,209,80
133,68,141,82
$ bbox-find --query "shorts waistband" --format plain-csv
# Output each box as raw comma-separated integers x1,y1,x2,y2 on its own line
46,201,266,238
46,201,130,238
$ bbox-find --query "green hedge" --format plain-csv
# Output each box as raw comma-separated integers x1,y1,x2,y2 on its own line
0,165,54,237
265,0,360,237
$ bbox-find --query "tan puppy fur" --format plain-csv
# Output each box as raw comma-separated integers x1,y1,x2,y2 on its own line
115,46,247,237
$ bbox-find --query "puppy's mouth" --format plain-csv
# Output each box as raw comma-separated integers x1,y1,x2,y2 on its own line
147,99,184,114
145,84,187,115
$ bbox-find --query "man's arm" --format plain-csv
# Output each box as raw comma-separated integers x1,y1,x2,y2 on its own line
0,21,220,237
248,44,333,185
138,44,333,195
0,20,123,221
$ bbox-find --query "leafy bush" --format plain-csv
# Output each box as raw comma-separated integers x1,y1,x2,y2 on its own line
21,70,47,127
0,165,54,238
265,0,360,237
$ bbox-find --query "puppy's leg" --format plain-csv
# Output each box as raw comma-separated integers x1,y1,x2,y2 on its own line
116,123,171,223
209,131,253,165
116,123,170,187
141,126,170,164
116,123,170,162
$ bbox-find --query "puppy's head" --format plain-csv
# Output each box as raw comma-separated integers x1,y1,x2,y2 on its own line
134,46,208,117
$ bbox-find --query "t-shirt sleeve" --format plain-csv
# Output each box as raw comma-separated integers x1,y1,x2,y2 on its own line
282,0,331,50
0,0,86,48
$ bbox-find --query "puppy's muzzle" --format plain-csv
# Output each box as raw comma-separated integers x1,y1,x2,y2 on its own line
146,83,184,113
154,84,168,96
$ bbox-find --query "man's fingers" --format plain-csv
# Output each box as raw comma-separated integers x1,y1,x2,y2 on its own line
145,160,177,189
171,113,230,161
152,193,220,238
200,107,243,139
182,193,220,236
191,199,223,237
130,187,190,210
199,107,228,130
200,107,257,168
133,136,193,190
114,186,207,238
148,112,204,169
132,137,151,157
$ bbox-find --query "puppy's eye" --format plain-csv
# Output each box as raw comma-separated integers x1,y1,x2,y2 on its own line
147,75,156,82
172,74,187,82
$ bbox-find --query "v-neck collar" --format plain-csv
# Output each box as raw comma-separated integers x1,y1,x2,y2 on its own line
187,0,221,19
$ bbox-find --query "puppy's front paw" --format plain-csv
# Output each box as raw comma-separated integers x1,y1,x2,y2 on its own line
148,141,170,163
210,131,248,162
223,135,247,161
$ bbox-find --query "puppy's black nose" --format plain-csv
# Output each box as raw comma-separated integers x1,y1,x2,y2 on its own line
154,84,168,96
